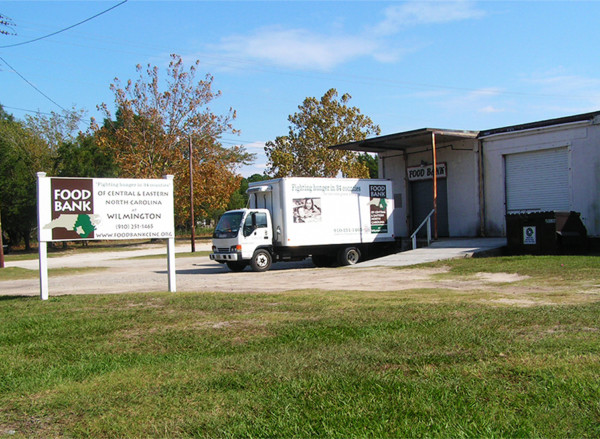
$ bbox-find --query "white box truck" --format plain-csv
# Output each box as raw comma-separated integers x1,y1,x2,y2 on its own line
209,177,395,271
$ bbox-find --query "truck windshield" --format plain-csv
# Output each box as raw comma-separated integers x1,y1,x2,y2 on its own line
213,211,244,238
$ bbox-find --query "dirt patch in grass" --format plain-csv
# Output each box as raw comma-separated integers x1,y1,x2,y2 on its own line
474,272,530,283
3,252,599,309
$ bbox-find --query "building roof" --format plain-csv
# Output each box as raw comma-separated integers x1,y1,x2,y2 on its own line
478,110,600,138
329,111,600,153
329,128,479,153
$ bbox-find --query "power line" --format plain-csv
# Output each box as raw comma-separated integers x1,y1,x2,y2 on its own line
1,105,53,116
0,55,67,111
0,0,128,49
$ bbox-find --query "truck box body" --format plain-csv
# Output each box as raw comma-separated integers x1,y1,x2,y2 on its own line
211,177,395,271
247,177,394,247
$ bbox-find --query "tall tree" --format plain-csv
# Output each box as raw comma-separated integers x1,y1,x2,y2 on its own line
95,54,254,227
0,106,51,249
0,14,16,36
265,88,380,178
24,107,86,156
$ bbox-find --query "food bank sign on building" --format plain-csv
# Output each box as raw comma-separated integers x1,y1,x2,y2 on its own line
38,176,174,242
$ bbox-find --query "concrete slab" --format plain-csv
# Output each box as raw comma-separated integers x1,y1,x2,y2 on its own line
355,238,507,267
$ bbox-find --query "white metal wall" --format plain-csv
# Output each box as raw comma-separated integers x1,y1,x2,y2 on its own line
482,119,600,237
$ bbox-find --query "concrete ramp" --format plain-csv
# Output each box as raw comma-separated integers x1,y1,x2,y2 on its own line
356,238,507,268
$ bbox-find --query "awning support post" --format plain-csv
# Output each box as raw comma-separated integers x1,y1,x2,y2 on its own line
432,132,438,240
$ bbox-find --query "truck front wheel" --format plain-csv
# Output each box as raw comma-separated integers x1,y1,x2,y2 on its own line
338,246,361,266
251,249,272,272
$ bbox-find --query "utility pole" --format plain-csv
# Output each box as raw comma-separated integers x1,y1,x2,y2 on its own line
0,208,4,268
189,135,196,253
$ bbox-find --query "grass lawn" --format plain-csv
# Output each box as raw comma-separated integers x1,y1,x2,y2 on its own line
1,256,599,438
0,267,108,281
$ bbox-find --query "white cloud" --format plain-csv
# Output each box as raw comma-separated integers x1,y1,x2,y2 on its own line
211,2,486,72
216,27,377,71
479,105,504,114
524,70,600,99
520,69,600,113
466,87,502,99
372,0,486,36
427,86,508,115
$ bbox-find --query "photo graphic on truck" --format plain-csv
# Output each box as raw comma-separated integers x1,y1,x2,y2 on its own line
293,198,322,223
369,185,388,233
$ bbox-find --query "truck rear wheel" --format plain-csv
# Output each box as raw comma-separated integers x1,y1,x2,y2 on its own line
226,261,247,272
338,246,361,266
251,249,272,272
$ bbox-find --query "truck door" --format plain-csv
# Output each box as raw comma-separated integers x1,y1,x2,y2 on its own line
241,211,272,256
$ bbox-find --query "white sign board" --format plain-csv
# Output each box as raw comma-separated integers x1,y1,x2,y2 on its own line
36,174,176,300
38,177,174,242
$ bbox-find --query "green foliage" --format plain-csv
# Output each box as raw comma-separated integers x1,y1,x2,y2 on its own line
0,106,50,249
53,134,117,178
0,105,98,249
357,152,379,178
226,173,271,211
265,88,380,178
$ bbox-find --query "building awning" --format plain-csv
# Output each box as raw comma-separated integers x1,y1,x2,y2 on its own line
329,128,479,153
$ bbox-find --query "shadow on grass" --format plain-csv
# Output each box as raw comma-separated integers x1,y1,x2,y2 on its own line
0,295,34,302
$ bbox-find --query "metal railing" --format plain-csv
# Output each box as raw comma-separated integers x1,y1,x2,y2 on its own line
410,209,435,250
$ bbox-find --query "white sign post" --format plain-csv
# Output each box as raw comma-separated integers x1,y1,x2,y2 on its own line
36,174,177,300
37,173,49,300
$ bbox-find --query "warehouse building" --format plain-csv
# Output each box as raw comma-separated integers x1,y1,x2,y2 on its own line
330,111,600,240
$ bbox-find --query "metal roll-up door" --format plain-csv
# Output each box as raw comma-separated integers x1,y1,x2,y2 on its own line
505,147,570,213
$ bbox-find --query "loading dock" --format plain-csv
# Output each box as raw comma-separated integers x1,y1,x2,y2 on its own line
330,111,600,241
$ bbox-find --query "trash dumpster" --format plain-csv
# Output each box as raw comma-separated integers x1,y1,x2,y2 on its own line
505,211,587,255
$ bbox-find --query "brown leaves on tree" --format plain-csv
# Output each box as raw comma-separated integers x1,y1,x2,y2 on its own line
95,54,253,227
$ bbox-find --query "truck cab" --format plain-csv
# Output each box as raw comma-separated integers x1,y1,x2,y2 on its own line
210,208,274,272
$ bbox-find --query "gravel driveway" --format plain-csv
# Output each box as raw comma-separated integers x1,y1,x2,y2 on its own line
1,239,522,299
1,242,443,297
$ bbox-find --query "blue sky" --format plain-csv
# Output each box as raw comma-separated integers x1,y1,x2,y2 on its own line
2,0,599,176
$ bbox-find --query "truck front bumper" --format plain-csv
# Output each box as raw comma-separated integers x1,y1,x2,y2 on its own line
210,252,241,262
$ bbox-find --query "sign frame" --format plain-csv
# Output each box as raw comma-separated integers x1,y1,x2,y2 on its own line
36,173,177,300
